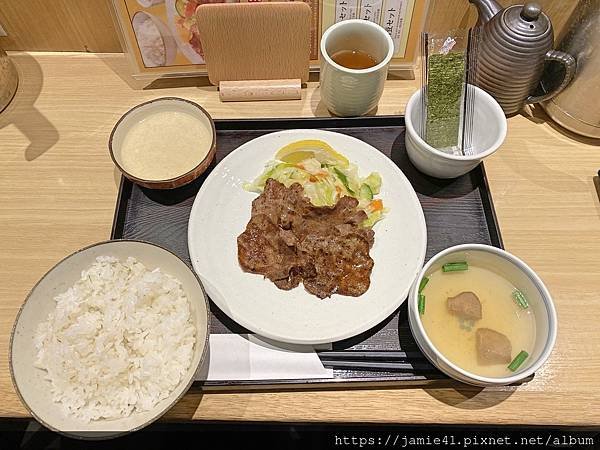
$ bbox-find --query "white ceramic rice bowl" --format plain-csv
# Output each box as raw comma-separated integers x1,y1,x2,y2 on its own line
10,240,210,439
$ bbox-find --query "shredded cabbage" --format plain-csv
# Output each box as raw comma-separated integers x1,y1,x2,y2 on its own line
244,154,386,227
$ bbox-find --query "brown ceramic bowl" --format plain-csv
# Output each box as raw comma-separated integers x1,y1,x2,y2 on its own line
109,97,216,189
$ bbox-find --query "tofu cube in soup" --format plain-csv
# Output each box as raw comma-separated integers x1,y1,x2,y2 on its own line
447,291,482,320
476,328,512,364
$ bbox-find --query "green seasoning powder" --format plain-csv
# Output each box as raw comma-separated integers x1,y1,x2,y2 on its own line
425,52,465,149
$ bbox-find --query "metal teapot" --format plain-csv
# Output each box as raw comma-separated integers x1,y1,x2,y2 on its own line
469,0,576,116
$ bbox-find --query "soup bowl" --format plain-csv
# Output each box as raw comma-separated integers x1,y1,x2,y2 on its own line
109,97,216,190
408,244,557,386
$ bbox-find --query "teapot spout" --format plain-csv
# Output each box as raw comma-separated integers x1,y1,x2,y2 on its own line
468,0,502,25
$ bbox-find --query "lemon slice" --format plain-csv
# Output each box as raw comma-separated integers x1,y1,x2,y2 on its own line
275,140,349,167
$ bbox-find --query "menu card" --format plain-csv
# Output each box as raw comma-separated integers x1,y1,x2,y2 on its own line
322,0,416,58
110,0,428,78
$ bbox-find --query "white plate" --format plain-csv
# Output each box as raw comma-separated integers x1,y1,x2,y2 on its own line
188,129,427,344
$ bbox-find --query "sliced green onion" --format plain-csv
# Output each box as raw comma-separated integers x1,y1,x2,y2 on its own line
442,261,468,272
418,294,426,315
418,277,429,293
508,350,529,372
512,290,529,309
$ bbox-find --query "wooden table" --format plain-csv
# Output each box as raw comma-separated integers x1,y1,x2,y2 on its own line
1,52,600,425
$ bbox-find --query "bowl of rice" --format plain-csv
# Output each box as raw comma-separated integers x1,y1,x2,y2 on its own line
10,240,210,439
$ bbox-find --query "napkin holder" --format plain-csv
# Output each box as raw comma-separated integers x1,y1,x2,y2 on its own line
195,2,310,102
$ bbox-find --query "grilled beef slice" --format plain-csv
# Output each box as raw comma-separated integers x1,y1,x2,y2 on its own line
237,179,374,298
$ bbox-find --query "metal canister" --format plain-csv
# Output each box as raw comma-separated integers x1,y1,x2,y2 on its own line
0,47,18,113
542,0,600,139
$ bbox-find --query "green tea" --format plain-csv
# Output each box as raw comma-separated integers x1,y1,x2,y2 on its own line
331,50,378,70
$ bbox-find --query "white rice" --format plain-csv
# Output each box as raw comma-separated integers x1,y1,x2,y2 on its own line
34,256,196,422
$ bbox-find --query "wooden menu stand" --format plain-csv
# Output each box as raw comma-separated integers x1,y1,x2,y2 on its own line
195,2,311,102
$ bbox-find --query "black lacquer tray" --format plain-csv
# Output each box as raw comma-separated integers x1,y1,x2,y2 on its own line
111,116,504,389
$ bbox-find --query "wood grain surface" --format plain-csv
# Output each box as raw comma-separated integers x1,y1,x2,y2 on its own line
0,1,121,52
425,0,579,42
0,52,599,425
219,80,302,102
0,1,579,52
196,2,311,84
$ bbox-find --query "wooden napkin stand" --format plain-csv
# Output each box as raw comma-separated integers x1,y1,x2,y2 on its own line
195,2,311,102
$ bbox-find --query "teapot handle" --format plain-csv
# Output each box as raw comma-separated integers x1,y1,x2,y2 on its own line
526,50,576,104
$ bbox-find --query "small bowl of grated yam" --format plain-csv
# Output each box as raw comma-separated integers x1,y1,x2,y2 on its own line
10,240,210,439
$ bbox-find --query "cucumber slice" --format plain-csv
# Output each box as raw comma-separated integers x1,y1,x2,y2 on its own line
333,168,355,195
363,173,382,195
360,183,373,200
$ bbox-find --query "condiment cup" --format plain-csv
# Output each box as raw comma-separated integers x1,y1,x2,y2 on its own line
404,85,507,179
10,240,211,438
320,19,394,117
408,244,557,387
109,97,216,190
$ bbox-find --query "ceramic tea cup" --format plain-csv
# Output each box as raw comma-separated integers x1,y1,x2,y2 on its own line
320,20,394,117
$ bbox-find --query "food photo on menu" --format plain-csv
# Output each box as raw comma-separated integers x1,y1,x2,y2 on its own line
0,0,599,448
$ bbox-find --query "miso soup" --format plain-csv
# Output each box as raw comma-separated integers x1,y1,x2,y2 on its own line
420,264,535,377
